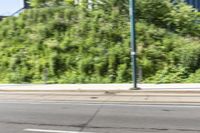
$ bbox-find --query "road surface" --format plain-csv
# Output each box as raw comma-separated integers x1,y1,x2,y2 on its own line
0,101,200,133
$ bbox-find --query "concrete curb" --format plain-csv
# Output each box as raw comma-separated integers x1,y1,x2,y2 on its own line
1,93,200,104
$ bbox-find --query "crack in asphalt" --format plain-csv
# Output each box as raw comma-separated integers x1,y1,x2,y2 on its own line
79,105,103,132
0,121,200,132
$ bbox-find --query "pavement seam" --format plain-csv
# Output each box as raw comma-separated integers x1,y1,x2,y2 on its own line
79,104,104,132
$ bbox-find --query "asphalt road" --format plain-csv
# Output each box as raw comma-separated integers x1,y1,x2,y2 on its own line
1,102,200,133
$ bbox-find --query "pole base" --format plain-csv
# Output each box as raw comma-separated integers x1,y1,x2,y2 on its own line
130,87,141,90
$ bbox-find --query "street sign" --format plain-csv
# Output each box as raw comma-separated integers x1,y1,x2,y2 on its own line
186,0,200,11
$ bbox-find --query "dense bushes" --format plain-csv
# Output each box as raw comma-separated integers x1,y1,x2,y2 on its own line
0,0,199,83
136,0,200,36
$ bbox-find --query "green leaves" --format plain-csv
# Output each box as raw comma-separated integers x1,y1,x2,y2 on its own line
28,0,67,7
0,0,199,83
136,0,200,37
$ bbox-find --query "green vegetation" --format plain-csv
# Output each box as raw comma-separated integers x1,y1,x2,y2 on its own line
0,0,199,83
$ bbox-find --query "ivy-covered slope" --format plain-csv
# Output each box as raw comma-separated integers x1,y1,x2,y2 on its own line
0,0,199,83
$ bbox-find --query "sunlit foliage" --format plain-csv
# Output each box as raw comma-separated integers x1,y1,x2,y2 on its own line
0,0,199,83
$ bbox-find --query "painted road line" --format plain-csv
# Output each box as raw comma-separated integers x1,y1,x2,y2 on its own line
24,129,94,133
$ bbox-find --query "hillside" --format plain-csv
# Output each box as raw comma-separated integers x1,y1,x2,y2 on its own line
0,0,199,83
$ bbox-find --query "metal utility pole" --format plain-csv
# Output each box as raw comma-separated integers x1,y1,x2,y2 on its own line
129,0,138,89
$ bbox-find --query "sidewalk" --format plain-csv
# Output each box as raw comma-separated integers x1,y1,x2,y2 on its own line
0,84,200,104
1,83,200,91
